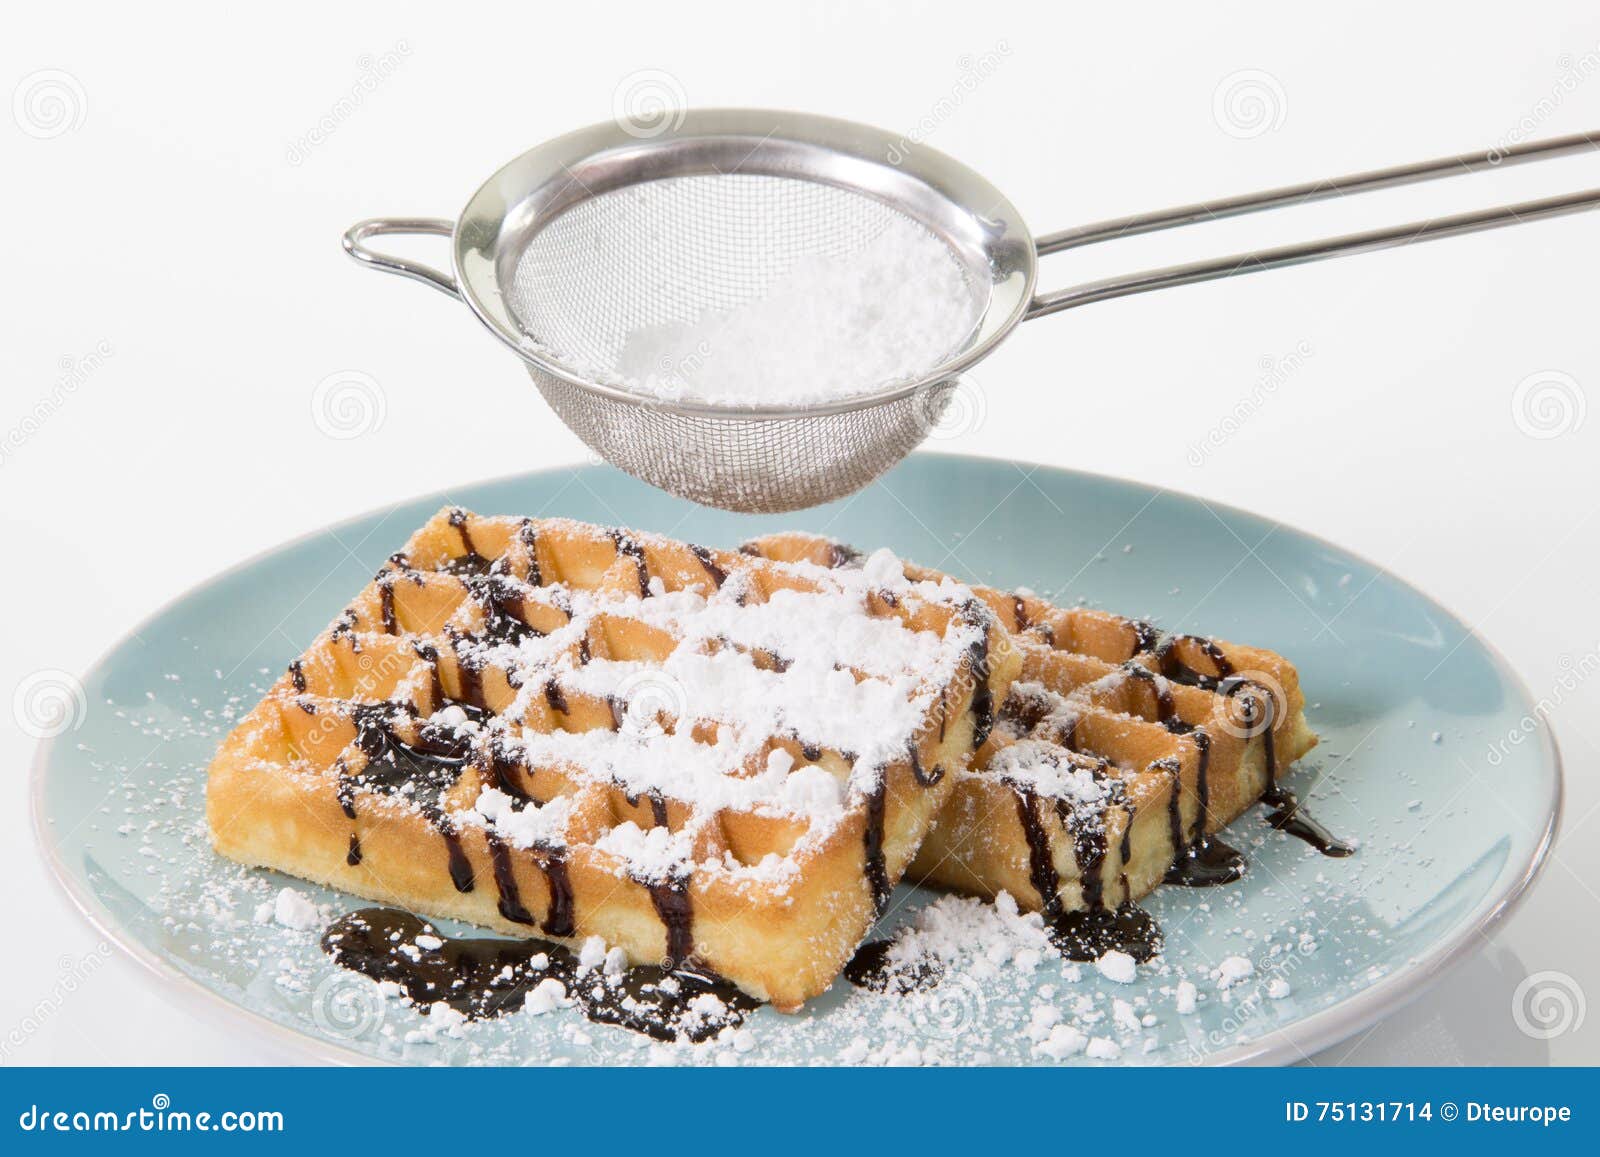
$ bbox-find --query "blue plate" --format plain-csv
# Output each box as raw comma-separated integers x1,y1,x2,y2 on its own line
31,455,1561,1065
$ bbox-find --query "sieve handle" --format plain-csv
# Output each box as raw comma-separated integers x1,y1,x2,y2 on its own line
1023,129,1600,319
342,218,459,298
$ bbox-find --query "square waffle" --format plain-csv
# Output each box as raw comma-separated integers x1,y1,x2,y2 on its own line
207,510,1020,1009
737,532,1320,948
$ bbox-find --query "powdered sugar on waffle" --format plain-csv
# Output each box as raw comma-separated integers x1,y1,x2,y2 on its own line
470,787,574,850
986,739,1116,815
433,538,988,883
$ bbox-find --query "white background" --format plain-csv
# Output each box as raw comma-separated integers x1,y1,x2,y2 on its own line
3,0,1597,1064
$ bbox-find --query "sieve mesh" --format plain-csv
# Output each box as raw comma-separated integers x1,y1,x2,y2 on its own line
507,175,963,376
529,366,955,514
499,173,987,512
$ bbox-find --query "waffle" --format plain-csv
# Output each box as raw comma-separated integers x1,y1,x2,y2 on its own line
738,532,1318,939
207,510,1020,1009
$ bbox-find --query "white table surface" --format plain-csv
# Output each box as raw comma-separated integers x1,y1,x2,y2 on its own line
4,0,1596,1065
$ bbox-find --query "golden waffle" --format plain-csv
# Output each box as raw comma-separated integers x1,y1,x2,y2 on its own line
738,532,1318,946
207,510,1020,1009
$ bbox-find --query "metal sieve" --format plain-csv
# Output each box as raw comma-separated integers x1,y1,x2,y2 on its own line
345,110,1600,513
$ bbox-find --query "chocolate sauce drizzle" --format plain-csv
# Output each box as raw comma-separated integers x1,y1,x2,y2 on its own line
462,574,536,647
608,529,650,596
646,876,695,967
1263,786,1356,856
378,581,398,634
862,771,891,915
322,908,756,1042
907,743,945,788
540,856,576,938
1009,765,1164,965
485,833,535,926
474,734,577,937
347,705,475,893
617,788,694,966
624,787,669,829
1155,634,1354,858
1118,664,1247,886
441,508,493,576
962,602,995,747
518,520,542,587
689,544,726,589
829,542,864,569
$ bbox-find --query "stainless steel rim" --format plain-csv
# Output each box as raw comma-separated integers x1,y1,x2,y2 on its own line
349,109,1038,420
463,110,1035,419
341,117,1600,514
344,121,1600,416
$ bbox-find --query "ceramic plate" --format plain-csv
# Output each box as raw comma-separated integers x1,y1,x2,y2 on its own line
32,455,1561,1065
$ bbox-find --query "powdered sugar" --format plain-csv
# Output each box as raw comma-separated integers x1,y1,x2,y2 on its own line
467,788,573,850
987,739,1115,814
593,821,696,884
429,535,988,886
1096,950,1138,984
271,887,323,931
606,214,979,407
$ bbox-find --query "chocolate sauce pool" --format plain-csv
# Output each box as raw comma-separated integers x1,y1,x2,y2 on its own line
322,908,756,1042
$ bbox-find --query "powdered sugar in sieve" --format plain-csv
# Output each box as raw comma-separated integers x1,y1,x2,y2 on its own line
505,174,985,408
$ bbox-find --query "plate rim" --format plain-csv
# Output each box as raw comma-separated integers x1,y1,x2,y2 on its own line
29,452,1565,1067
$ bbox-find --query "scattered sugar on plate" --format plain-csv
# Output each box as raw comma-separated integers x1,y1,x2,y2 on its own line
1213,955,1254,989
1033,1023,1087,1060
1085,1037,1122,1060
1096,950,1138,984
271,887,322,931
